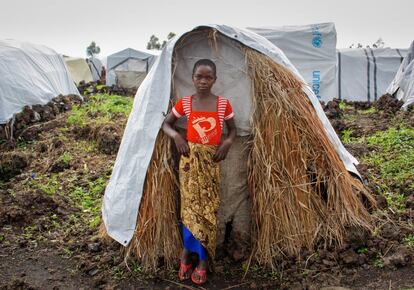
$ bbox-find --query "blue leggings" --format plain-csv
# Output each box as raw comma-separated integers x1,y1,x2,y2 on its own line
182,225,207,261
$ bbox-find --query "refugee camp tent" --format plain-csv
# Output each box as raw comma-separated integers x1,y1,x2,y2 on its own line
249,23,337,102
87,57,103,81
0,40,79,124
106,48,155,89
337,48,407,102
102,24,372,270
64,56,93,85
387,41,414,109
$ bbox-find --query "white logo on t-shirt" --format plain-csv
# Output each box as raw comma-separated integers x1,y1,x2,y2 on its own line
192,117,217,144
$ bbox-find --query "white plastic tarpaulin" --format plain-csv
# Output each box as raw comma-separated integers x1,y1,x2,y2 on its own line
387,41,414,109
87,57,103,81
0,40,79,124
106,48,155,88
337,48,407,102
64,56,93,84
248,23,337,102
102,24,362,246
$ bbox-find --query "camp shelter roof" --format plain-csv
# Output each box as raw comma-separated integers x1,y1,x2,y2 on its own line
337,47,407,102
106,48,154,71
248,22,337,102
64,56,93,84
0,39,79,124
102,24,362,246
106,48,155,87
387,41,414,109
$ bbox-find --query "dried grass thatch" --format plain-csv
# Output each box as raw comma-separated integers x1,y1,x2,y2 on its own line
124,132,182,272
245,48,374,269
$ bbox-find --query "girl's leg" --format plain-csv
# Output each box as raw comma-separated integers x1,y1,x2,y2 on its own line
191,246,208,284
178,248,193,281
181,248,190,264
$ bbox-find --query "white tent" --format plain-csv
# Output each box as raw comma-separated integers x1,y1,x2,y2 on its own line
106,48,155,89
64,56,93,85
87,57,103,82
0,40,79,124
387,41,414,109
337,48,407,102
249,23,337,102
102,24,361,246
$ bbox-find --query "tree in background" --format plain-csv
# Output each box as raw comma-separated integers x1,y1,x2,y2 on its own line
147,35,161,50
349,38,385,49
147,32,176,50
86,41,101,57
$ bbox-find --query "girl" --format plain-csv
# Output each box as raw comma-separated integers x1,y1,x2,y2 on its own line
162,59,236,285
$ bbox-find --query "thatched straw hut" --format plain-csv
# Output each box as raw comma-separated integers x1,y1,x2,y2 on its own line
102,25,374,272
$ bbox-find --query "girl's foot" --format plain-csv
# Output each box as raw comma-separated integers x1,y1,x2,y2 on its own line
178,249,192,281
191,266,206,285
178,260,193,281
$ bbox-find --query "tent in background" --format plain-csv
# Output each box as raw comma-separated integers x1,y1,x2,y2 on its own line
0,40,79,124
337,48,407,102
386,41,414,109
64,56,93,85
87,57,103,81
106,48,155,89
249,23,337,102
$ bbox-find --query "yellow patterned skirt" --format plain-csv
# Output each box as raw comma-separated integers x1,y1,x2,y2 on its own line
179,142,220,260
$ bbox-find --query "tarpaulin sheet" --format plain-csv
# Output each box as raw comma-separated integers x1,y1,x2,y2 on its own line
0,39,79,124
387,41,414,109
249,23,337,102
337,48,407,102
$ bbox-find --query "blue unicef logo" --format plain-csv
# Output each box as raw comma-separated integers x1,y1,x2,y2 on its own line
312,36,322,48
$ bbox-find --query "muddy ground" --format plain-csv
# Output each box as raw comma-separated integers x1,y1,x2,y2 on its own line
0,94,413,290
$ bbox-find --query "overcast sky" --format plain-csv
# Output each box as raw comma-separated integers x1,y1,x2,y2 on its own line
1,0,413,58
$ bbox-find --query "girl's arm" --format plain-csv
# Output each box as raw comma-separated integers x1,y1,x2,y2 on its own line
162,113,190,156
213,118,236,162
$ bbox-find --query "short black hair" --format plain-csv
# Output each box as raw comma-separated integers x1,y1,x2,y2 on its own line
192,59,217,76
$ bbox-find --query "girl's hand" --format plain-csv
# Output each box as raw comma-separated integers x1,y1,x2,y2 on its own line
174,133,190,157
213,139,232,162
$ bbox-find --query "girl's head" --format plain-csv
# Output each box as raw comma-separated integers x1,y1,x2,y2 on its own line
192,59,217,76
192,59,217,94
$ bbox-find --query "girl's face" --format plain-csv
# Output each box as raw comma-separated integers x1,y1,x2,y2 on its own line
192,65,216,94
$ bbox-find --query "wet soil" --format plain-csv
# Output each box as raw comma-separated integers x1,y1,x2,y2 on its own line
0,97,413,289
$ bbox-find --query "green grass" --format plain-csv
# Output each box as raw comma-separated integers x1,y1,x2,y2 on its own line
346,127,414,212
67,94,133,127
364,127,414,211
339,100,346,110
360,107,376,114
363,127,414,192
357,246,368,254
75,140,97,153
22,169,108,230
341,128,354,144
59,151,73,164
403,234,414,247
69,176,108,228
373,253,384,268
16,138,35,149
25,174,60,196
22,225,38,240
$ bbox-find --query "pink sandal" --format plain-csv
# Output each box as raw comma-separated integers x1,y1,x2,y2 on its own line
178,261,193,281
191,266,207,285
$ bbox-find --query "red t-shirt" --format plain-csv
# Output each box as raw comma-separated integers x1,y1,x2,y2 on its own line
172,96,234,145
